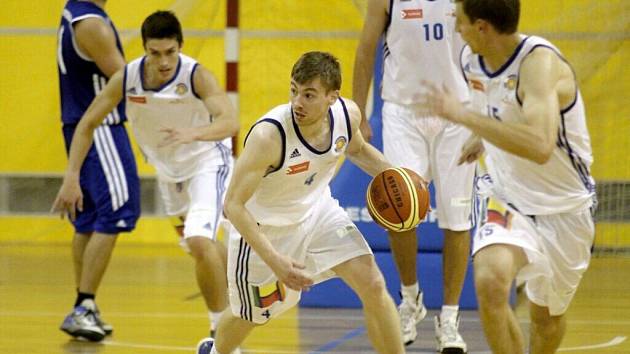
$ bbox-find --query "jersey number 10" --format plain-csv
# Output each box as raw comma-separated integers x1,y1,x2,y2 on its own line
422,23,444,41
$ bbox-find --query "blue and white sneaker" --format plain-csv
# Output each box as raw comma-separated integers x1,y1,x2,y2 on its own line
60,300,105,342
196,337,214,354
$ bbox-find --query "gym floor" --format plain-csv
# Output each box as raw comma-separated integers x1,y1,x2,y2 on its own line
0,243,628,353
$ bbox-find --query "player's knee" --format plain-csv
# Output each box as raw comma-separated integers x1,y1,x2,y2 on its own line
186,236,213,260
354,273,388,305
474,258,513,303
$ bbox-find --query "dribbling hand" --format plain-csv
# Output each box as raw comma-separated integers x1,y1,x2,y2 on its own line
270,254,314,292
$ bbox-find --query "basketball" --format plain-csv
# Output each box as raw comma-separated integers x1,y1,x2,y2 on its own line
366,167,429,232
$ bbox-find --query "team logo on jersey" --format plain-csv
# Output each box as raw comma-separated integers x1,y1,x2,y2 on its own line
128,95,147,104
504,74,518,91
289,148,301,159
401,8,423,19
304,173,317,186
334,136,347,152
286,161,310,175
469,79,485,92
175,83,188,95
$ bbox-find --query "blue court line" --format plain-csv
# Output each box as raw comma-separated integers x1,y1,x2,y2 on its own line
308,326,366,354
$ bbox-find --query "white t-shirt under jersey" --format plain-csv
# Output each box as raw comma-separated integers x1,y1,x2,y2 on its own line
462,35,596,215
382,0,468,105
245,98,353,226
124,54,232,182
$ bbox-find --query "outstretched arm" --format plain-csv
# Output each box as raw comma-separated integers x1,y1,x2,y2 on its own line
223,123,314,291
423,48,563,164
159,65,239,147
352,0,388,142
51,70,125,219
344,99,392,176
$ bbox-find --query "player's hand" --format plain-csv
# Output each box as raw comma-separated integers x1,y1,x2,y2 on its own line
158,127,197,148
269,254,314,291
420,81,465,123
359,119,373,142
458,135,484,165
51,176,83,221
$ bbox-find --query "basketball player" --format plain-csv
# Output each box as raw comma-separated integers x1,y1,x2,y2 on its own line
353,0,474,350
196,52,405,354
52,10,239,342
54,0,140,341
423,1,596,353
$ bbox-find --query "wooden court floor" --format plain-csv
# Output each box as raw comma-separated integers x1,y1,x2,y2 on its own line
0,243,628,354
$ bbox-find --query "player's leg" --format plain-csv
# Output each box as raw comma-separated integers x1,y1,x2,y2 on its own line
72,232,90,289
432,123,475,352
529,303,566,354
382,101,430,344
526,210,593,353
334,255,404,354
61,125,140,341
186,236,229,312
474,243,527,354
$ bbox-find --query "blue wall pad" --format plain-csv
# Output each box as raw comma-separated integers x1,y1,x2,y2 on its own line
300,252,478,309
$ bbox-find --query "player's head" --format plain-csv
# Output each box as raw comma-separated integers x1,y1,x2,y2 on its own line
141,10,183,47
141,11,183,80
455,0,520,52
290,51,341,126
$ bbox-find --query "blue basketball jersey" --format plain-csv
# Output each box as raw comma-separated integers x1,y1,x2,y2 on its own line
57,0,125,125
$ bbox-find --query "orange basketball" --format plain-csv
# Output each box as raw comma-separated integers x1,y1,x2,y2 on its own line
366,167,430,232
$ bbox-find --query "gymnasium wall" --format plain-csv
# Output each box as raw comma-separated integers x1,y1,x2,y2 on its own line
0,0,627,247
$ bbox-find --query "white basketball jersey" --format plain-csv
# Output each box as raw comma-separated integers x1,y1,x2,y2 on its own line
462,35,595,215
245,98,353,226
125,54,232,182
382,0,468,105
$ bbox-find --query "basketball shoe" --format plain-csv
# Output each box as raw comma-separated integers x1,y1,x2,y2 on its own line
60,299,106,342
196,336,242,354
434,313,467,353
93,304,113,335
399,292,427,345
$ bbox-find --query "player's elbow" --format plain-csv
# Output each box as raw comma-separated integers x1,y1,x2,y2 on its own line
227,118,240,137
223,195,242,222
530,144,554,164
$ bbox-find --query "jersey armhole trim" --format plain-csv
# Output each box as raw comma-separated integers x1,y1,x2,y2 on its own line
515,44,578,113
123,65,128,99
191,63,202,99
244,119,286,174
338,97,352,142
459,44,469,83
70,14,107,62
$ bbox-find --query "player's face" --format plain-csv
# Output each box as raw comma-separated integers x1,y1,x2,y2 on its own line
455,3,480,53
144,38,181,81
290,78,338,126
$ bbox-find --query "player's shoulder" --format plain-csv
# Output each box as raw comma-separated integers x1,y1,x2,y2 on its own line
337,97,360,121
64,1,107,20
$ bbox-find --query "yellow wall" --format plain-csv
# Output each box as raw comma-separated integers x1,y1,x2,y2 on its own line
0,1,627,247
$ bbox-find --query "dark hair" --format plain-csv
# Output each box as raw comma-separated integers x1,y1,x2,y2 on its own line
141,10,183,46
291,51,341,92
456,0,520,34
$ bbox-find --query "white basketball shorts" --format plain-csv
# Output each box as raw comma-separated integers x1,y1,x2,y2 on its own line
157,157,232,242
473,194,595,315
382,101,476,230
227,196,373,324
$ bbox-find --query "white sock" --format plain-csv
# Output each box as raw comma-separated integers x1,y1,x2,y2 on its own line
441,305,459,320
401,282,420,303
210,310,223,332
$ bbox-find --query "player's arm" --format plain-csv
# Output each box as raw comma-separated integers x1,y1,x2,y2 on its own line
159,65,239,147
352,0,388,141
223,123,313,291
344,99,392,176
51,70,125,219
424,49,561,164
74,17,125,77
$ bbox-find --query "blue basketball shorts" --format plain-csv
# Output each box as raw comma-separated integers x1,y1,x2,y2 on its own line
63,123,141,235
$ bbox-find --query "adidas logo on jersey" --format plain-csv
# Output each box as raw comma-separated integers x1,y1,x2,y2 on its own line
116,220,127,228
290,148,301,159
